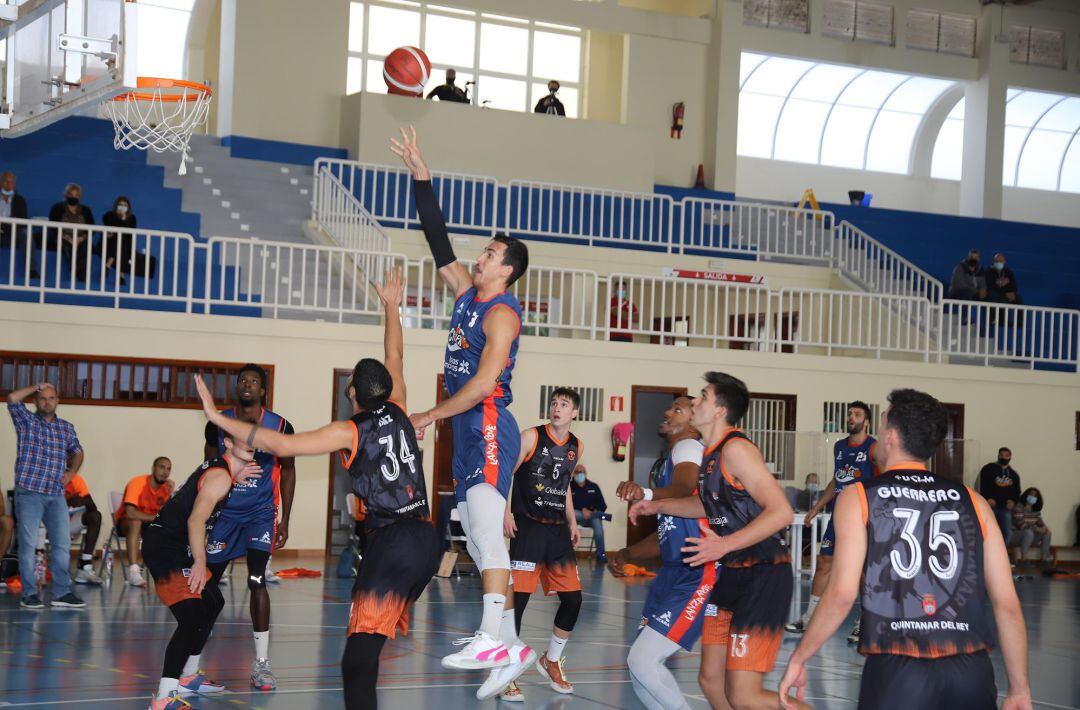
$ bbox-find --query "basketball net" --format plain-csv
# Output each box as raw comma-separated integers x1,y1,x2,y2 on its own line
106,78,213,176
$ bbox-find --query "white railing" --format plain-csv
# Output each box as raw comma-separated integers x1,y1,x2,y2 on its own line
0,217,197,311
833,221,943,303
204,237,406,323
680,197,833,262
504,180,677,251
938,300,1079,369
312,166,392,253
314,158,498,234
774,288,934,360
605,272,773,348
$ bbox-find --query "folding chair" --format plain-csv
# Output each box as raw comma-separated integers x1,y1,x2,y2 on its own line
103,491,138,582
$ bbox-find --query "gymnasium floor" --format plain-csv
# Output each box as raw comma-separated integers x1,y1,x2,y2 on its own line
1,560,1077,709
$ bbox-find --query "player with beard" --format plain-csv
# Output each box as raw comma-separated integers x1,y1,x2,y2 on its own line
202,364,296,691
779,389,1031,710
617,395,707,710
786,401,878,644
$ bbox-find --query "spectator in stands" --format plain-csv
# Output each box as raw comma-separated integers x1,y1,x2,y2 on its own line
986,252,1020,305
534,80,566,116
115,457,173,587
948,248,986,302
97,195,155,285
571,464,608,562
63,473,104,585
795,472,822,512
426,69,469,103
978,446,1020,536
1008,487,1052,566
0,171,37,278
6,382,86,609
609,281,639,342
47,183,94,281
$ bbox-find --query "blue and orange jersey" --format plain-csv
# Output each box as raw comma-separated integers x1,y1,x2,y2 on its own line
655,438,705,567
205,408,293,513
831,435,879,509
443,287,521,408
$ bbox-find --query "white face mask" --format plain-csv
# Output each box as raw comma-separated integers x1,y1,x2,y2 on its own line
574,474,586,485
1026,495,1038,506
116,204,129,215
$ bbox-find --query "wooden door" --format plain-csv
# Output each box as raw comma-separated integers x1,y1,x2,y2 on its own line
430,374,455,525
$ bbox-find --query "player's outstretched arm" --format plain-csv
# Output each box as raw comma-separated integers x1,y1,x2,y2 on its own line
375,266,408,407
389,126,471,294
633,494,705,523
974,491,1032,710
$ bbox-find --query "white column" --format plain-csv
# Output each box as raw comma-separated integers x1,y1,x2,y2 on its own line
706,1,742,193
959,6,1008,219
215,0,237,138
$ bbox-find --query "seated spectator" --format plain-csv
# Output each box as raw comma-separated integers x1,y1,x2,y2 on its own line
426,69,469,103
978,447,1020,535
534,80,566,116
609,282,639,342
1008,487,1053,566
47,183,94,281
794,472,822,512
63,473,104,585
0,488,13,587
97,196,156,285
948,248,986,301
986,252,1020,305
571,464,608,562
115,457,173,587
0,171,38,278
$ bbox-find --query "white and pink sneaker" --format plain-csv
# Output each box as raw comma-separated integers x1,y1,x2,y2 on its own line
476,643,537,700
441,631,510,670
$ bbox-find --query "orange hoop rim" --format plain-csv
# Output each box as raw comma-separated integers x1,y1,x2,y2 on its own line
111,77,213,103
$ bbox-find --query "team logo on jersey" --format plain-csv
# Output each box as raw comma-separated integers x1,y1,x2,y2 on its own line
541,447,549,458
258,531,273,544
922,594,937,616
447,327,470,352
206,541,227,555
567,450,576,461
655,611,673,627
511,560,536,572
406,485,414,499
535,483,545,492
468,311,480,328
835,465,860,484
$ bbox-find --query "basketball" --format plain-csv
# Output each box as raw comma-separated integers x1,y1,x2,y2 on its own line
383,46,431,97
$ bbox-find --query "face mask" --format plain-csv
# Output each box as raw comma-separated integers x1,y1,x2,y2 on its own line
66,196,79,206
807,483,819,493
574,474,586,485
993,262,1004,271
0,189,13,197
549,86,558,94
617,288,626,299
998,458,1010,467
1025,495,1038,506
967,257,978,267
116,204,129,215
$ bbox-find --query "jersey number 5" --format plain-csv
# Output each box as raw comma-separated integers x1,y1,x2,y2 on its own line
378,431,417,482
890,508,960,581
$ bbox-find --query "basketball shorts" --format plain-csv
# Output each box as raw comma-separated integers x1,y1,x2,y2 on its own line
509,516,581,595
640,563,717,651
820,518,836,557
702,563,792,673
451,403,519,503
859,651,997,710
142,527,200,608
205,504,276,562
348,517,440,639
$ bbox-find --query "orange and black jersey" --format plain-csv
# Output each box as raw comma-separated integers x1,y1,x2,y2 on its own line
856,465,995,659
512,425,582,524
698,430,790,567
146,458,232,548
340,401,429,531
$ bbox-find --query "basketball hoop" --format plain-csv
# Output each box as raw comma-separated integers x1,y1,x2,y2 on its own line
106,77,212,176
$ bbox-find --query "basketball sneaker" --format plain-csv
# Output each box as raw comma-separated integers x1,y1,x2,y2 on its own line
477,643,536,700
441,631,510,670
500,681,525,703
846,617,861,644
251,657,276,691
784,619,806,634
75,566,104,585
50,592,87,608
265,559,280,583
536,656,574,694
20,594,45,610
128,565,147,588
179,670,226,696
147,691,192,710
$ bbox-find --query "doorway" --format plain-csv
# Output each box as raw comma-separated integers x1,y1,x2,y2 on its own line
932,403,966,483
431,374,455,526
626,385,688,547
325,369,354,555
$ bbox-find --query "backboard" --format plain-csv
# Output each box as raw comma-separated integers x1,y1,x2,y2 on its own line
0,0,136,138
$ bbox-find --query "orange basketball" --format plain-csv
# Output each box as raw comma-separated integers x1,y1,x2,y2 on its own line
383,46,431,97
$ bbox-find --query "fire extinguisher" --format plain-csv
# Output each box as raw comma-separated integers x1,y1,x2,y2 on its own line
671,102,685,140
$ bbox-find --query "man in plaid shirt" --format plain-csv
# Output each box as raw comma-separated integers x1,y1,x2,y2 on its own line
7,382,86,608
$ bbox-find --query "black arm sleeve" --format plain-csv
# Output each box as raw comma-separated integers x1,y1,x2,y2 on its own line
204,421,219,449
412,180,457,268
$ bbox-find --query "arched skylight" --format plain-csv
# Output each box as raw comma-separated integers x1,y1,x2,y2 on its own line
136,0,196,79
737,53,955,174
930,97,965,181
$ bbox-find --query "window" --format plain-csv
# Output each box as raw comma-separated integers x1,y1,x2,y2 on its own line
823,401,879,435
1005,89,1080,193
345,2,583,116
0,352,274,409
538,385,603,422
738,52,955,175
930,97,964,180
135,0,196,79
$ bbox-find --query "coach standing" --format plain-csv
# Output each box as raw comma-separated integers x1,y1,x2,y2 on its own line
6,382,86,609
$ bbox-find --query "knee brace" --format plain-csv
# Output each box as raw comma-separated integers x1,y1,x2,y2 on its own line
554,590,582,633
247,549,271,590
465,485,510,571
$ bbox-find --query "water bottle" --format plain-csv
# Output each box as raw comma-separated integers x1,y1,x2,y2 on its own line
103,547,114,585
33,549,45,592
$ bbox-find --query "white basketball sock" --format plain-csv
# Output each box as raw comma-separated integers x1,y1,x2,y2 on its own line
480,593,505,640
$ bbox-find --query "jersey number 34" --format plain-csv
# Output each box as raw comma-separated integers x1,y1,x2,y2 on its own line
378,431,417,482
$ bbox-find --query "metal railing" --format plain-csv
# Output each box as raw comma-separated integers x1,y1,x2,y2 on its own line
680,197,833,262
833,221,943,303
312,166,392,253
938,300,1079,369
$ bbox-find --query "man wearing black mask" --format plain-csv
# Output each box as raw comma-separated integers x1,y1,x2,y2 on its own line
978,447,1021,535
534,80,566,116
426,68,469,103
948,248,987,302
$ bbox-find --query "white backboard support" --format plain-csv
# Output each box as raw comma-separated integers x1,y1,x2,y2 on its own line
0,0,136,137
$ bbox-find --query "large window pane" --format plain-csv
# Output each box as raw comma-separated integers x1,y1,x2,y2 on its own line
883,77,953,114
836,71,907,109
1006,91,1063,127
346,56,364,95
366,58,388,94
773,98,830,164
531,83,578,118
424,13,475,67
367,5,420,57
866,111,921,173
1035,97,1080,133
532,31,581,83
790,64,862,103
739,53,768,86
479,23,528,74
477,75,527,111
737,93,784,158
931,118,963,180
1059,138,1080,193
1016,129,1072,190
820,105,876,168
348,2,365,53
1001,125,1027,186
741,56,815,97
